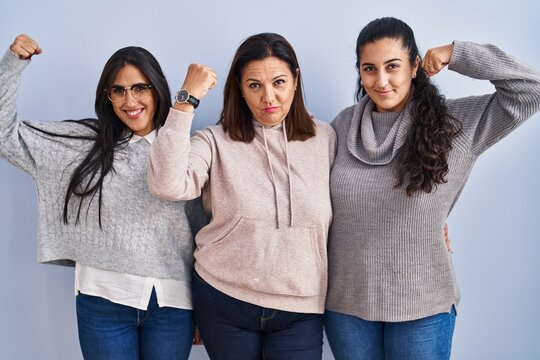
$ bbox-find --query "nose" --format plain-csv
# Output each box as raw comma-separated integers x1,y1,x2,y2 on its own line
124,89,138,106
262,85,275,104
375,71,389,89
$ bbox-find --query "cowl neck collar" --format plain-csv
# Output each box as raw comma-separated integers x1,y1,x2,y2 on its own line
347,95,413,165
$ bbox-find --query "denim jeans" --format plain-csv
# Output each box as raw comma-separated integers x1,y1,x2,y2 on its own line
192,271,323,360
324,307,456,360
76,288,194,360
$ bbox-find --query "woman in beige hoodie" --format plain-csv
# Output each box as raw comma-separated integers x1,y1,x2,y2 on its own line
148,33,336,359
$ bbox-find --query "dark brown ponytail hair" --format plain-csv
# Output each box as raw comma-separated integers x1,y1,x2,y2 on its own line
356,17,461,195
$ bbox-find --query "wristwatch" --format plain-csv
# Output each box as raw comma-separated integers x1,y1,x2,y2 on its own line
175,89,200,109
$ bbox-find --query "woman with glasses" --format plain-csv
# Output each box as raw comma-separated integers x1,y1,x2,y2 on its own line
0,34,207,359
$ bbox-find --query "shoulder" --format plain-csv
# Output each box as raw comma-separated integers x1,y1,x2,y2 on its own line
331,104,356,130
313,119,336,140
23,118,98,139
194,124,224,139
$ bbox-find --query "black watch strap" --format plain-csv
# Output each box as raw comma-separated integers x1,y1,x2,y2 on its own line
175,89,200,109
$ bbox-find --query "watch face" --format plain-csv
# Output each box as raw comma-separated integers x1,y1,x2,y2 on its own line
176,89,189,103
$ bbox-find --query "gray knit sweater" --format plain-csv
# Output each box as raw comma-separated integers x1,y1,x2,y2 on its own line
0,50,202,280
326,41,540,322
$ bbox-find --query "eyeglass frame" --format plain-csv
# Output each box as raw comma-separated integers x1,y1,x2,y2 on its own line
105,83,155,102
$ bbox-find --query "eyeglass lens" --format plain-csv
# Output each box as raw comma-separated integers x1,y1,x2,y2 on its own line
108,84,152,102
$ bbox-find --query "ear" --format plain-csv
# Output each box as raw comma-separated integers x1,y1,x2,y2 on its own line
412,55,420,78
294,68,299,90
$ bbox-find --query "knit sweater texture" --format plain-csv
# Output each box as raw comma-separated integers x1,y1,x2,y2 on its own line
148,109,336,313
0,50,201,281
326,41,540,322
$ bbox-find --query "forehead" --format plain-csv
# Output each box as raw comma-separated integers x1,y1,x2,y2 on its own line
241,56,292,79
112,64,149,85
359,37,408,64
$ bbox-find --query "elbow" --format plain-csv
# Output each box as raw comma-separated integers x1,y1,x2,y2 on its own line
147,164,185,202
147,178,188,202
147,178,173,201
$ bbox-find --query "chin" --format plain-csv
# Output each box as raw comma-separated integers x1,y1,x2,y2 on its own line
130,125,151,136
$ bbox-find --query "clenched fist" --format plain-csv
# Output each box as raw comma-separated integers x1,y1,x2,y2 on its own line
10,34,42,60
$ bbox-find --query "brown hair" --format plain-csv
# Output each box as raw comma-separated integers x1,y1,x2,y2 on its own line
219,33,315,142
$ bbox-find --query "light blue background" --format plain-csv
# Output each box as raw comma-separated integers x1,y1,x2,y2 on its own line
1,0,539,359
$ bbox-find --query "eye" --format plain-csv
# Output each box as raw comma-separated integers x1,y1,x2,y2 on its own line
362,66,375,72
387,63,400,71
133,84,150,93
110,86,125,95
274,79,285,86
248,82,260,89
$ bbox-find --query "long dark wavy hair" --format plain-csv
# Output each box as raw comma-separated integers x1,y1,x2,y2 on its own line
27,47,171,226
356,17,461,195
219,32,315,142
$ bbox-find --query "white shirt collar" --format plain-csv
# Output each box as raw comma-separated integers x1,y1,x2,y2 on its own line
128,129,156,145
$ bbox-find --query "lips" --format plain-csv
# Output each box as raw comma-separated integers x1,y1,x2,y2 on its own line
264,106,278,113
124,108,144,119
376,90,392,96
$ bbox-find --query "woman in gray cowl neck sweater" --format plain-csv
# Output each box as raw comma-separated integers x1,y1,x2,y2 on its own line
324,17,540,360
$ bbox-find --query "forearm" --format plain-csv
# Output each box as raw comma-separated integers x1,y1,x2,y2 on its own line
449,41,540,121
147,108,202,201
448,41,540,154
0,49,41,174
0,50,29,135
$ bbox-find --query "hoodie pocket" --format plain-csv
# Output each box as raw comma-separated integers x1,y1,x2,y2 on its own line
199,216,325,297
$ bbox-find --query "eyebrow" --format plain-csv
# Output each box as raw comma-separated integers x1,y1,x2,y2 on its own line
244,74,288,82
361,58,403,66
110,82,148,88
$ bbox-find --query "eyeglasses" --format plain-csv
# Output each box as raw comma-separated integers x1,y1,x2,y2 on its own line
106,83,154,102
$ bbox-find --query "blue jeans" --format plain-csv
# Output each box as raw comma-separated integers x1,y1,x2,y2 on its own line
192,271,323,360
76,288,194,360
324,307,456,360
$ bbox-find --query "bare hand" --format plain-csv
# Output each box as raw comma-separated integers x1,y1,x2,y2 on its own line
193,327,204,345
444,223,453,254
10,34,42,60
181,63,217,101
422,44,453,77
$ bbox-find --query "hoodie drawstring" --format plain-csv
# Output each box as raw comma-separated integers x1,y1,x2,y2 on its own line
282,123,294,227
261,122,294,229
262,126,281,229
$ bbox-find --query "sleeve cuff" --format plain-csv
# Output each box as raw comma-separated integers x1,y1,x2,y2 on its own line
166,107,195,134
0,48,31,74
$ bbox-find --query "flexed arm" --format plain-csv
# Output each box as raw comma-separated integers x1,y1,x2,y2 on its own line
0,34,43,175
425,41,540,155
147,64,217,201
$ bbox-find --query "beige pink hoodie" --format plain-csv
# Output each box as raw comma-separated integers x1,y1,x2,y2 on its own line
148,108,335,313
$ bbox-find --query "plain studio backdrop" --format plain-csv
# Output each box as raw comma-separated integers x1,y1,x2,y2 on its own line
1,0,539,359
